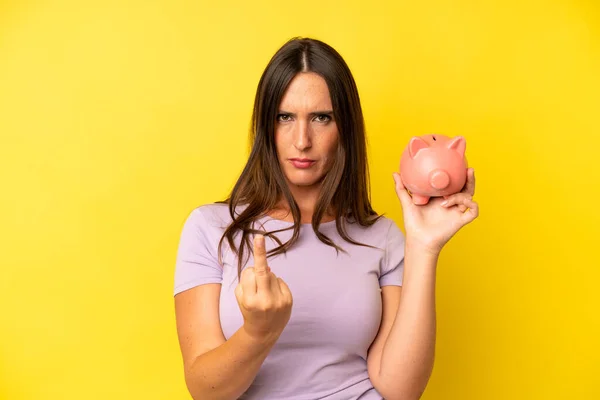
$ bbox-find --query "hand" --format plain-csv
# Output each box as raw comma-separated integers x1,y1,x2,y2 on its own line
235,235,293,342
392,168,479,255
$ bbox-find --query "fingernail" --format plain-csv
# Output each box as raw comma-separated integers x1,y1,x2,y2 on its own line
441,200,448,206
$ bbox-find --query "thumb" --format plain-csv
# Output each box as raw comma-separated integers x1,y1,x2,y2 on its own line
393,172,413,206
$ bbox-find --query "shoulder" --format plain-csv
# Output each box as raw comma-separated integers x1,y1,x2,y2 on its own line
379,215,404,239
194,202,233,224
374,214,402,233
375,216,405,249
340,214,405,250
352,214,404,239
176,203,238,246
184,202,245,229
371,216,406,277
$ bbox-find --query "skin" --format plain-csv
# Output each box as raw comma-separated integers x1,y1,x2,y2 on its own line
174,71,479,400
271,72,339,223
366,169,477,400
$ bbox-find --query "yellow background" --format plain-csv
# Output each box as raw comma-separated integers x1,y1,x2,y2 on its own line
1,0,598,399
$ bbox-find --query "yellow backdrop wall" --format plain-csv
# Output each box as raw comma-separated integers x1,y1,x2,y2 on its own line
1,0,598,399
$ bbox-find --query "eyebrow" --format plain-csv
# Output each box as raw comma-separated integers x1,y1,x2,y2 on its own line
278,110,334,117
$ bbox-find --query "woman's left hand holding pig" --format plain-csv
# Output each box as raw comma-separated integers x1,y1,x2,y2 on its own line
393,168,479,255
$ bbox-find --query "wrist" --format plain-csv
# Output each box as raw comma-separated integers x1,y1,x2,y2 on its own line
405,237,442,258
241,324,282,348
402,239,439,284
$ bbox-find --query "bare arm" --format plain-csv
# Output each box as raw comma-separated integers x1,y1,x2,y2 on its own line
368,244,438,400
174,235,292,400
174,284,279,400
370,169,478,399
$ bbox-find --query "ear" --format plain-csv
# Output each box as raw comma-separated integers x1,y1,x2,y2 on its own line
447,136,466,157
408,137,428,158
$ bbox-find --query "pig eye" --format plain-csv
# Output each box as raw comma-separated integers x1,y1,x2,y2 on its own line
432,136,436,141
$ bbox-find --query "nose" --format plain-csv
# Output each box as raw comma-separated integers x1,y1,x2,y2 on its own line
293,120,312,151
429,169,450,190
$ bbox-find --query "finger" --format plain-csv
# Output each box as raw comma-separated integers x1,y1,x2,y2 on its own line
240,267,257,295
234,282,243,300
442,194,461,211
460,198,479,225
441,194,479,225
461,168,475,196
393,172,413,206
253,235,268,272
269,272,281,295
277,277,293,302
253,235,271,291
441,193,472,208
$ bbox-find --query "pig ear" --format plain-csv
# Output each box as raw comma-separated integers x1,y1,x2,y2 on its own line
408,137,428,158
447,136,466,157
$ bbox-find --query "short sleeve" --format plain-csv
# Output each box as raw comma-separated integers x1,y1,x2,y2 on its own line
173,207,223,296
379,219,405,287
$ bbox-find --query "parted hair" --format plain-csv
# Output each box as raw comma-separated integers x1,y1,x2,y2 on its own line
217,37,382,277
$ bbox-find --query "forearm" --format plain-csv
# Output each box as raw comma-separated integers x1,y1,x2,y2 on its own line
378,241,439,399
186,326,278,400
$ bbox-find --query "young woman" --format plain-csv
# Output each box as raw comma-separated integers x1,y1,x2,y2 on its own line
173,37,478,400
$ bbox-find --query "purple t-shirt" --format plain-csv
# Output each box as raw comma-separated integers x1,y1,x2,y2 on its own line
173,203,405,399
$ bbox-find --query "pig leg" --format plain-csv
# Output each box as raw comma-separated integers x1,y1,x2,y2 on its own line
411,194,430,205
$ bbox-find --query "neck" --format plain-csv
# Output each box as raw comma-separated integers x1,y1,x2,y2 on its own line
270,185,335,224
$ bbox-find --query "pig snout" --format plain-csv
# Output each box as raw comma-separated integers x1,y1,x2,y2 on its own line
429,169,450,190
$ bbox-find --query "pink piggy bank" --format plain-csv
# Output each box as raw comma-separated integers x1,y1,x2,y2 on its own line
399,134,468,205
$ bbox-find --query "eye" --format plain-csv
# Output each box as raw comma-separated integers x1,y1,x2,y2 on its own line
314,114,332,123
277,114,292,122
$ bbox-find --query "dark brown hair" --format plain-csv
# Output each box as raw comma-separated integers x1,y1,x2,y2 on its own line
217,37,382,277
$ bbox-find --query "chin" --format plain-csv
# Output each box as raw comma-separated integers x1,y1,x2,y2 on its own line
285,172,324,188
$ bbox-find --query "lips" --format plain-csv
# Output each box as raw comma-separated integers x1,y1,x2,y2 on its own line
289,158,316,169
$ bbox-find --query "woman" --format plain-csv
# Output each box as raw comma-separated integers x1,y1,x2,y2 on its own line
173,37,478,400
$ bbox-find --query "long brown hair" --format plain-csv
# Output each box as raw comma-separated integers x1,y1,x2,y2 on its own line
217,37,382,277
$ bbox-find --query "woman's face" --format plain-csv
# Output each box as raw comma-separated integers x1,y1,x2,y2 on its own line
274,72,339,195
